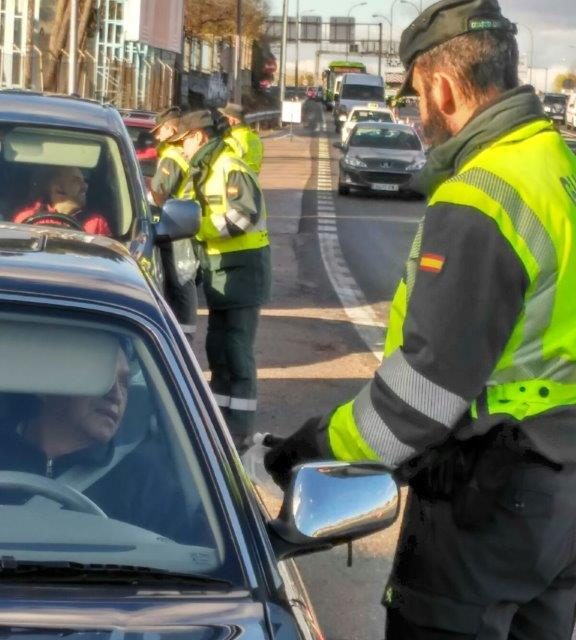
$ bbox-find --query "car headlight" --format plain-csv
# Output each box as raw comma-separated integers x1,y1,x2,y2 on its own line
344,156,368,168
406,159,426,171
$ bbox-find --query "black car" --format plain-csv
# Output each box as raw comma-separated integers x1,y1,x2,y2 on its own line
0,224,399,639
336,122,427,196
0,90,195,287
541,92,568,124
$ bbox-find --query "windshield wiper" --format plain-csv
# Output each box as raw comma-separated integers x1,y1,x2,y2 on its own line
0,557,233,589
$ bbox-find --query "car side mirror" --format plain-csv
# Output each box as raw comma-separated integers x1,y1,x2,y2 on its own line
268,461,399,560
154,199,201,244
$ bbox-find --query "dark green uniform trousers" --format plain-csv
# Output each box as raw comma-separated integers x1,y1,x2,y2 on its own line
206,306,260,450
385,460,576,639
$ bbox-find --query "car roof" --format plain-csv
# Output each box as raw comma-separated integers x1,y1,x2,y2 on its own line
122,116,156,129
352,121,415,132
0,224,165,322
0,90,127,137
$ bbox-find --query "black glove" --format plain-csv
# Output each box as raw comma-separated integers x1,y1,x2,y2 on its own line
264,416,327,490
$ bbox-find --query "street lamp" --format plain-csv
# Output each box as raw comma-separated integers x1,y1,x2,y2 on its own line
518,23,534,85
372,14,392,78
401,0,421,15
389,0,403,55
346,2,367,60
278,0,289,106
295,8,316,86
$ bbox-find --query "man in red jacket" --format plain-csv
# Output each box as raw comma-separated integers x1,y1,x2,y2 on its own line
14,166,111,236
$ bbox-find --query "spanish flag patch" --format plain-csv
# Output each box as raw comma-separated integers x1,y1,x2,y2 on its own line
419,253,445,273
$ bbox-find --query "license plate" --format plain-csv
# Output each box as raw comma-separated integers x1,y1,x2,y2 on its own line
372,183,399,192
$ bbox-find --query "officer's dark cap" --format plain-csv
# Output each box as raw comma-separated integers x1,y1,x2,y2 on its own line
169,110,215,142
398,0,517,96
151,106,182,133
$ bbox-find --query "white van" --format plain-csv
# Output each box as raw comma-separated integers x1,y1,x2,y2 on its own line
566,94,576,130
333,73,386,132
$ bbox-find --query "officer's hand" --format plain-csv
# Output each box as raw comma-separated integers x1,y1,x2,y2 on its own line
264,416,325,490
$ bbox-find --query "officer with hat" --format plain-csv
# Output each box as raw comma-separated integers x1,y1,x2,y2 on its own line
264,0,576,637
218,103,264,174
173,110,271,452
148,105,199,343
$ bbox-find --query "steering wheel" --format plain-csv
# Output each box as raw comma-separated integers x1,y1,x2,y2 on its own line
0,471,107,517
23,212,84,231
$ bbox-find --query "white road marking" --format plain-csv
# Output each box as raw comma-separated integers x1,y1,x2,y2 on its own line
315,134,385,360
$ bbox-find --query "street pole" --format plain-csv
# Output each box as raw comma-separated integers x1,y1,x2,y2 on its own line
279,0,289,105
377,22,382,77
390,0,402,54
346,2,367,61
233,0,243,102
68,0,77,94
518,23,534,85
295,0,299,86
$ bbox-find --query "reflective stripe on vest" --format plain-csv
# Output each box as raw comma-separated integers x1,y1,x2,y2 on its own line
196,150,269,255
389,119,576,423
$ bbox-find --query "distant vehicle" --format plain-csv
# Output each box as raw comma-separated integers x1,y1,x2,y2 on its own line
566,93,576,130
121,112,157,179
283,86,308,102
541,93,569,124
336,121,426,197
341,106,396,143
333,73,387,132
322,60,366,111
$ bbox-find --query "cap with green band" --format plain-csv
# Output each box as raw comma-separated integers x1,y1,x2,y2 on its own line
397,0,517,96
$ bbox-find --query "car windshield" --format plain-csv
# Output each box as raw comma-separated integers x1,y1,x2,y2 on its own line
0,126,134,238
349,127,422,151
0,310,244,586
341,85,383,101
351,110,393,123
543,95,567,105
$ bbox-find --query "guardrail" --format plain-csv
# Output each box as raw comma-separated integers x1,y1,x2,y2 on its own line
245,110,280,131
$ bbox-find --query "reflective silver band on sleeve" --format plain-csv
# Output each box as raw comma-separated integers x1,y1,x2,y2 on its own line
378,349,469,427
213,394,231,408
211,214,230,237
226,208,252,231
230,397,257,411
353,383,416,468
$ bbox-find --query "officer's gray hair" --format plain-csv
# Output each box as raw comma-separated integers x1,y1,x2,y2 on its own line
416,30,519,102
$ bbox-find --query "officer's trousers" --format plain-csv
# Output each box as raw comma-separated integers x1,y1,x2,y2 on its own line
385,461,576,639
206,306,260,451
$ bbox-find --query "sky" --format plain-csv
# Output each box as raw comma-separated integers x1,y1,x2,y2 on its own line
267,0,576,70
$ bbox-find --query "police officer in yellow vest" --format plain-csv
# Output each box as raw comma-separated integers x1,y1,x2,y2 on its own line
218,103,264,174
149,106,199,342
265,1,576,637
171,110,271,451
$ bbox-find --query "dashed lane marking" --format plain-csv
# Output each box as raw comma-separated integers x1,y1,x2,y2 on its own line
314,133,385,360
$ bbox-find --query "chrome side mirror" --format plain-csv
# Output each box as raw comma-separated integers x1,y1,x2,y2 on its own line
269,461,399,560
154,199,201,244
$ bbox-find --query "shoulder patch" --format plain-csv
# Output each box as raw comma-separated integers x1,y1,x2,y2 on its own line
419,253,445,273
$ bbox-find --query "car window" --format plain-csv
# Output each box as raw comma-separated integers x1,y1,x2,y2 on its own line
0,126,134,238
0,310,245,587
351,110,393,123
349,127,422,151
341,85,383,101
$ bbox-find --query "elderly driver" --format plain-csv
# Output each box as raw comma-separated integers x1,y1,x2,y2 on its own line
0,347,190,542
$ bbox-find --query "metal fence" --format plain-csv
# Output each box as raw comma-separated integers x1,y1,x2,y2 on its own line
0,45,175,112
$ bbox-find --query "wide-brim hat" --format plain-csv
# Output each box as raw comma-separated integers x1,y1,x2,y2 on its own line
169,110,215,142
150,106,182,134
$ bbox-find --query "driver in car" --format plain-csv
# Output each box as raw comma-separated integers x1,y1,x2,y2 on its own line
0,346,193,543
12,166,112,236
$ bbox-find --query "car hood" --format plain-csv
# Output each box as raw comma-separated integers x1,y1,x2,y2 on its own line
0,587,283,640
346,147,425,163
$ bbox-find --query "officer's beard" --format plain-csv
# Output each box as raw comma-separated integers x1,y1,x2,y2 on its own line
421,90,454,149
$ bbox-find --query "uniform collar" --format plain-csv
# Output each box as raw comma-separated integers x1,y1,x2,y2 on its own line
412,85,547,196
